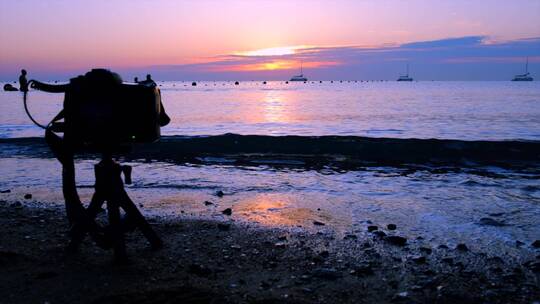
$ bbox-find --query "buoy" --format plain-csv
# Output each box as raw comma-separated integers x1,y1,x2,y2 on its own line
262,81,267,84
285,81,289,84
320,81,322,83
192,82,197,86
235,81,239,85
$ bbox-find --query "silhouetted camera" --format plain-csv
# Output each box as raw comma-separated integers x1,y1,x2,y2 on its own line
30,69,170,147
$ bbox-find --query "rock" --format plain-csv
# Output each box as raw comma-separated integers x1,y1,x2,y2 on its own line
277,235,287,241
531,240,540,248
343,234,357,240
0,189,11,193
385,236,407,246
478,217,506,226
319,250,329,258
222,208,232,216
367,225,378,232
234,81,239,85
274,242,287,248
313,221,325,226
387,224,397,230
372,230,387,238
419,247,432,254
438,244,449,249
411,255,426,264
24,194,32,200
313,268,342,280
217,223,230,231
215,190,224,197
191,82,197,86
456,243,469,251
204,201,214,206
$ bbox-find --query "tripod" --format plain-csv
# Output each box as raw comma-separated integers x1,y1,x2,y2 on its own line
68,154,162,262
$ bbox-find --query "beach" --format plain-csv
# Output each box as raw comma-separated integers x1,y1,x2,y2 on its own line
1,197,539,303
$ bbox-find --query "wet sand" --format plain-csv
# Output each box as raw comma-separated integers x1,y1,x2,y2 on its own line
1,199,539,304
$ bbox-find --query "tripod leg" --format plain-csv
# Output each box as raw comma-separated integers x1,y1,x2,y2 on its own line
106,199,128,263
117,190,163,250
66,192,110,251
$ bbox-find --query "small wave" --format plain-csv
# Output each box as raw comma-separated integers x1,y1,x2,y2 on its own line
0,134,538,171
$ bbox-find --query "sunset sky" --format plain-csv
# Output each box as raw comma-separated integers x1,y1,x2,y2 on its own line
1,0,539,80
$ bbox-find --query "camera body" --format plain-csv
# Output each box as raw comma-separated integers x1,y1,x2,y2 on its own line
39,69,169,147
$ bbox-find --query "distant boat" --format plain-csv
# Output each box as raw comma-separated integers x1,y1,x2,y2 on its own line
290,62,308,82
397,64,413,82
512,57,533,81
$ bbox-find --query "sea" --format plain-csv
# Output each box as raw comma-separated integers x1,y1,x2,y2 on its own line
1,80,539,258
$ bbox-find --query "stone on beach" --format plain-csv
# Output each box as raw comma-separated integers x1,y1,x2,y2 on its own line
385,235,407,246
222,208,232,216
387,224,397,230
456,243,469,251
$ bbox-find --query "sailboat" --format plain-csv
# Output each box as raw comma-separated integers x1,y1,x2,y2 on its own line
290,62,308,82
512,57,533,81
397,63,413,81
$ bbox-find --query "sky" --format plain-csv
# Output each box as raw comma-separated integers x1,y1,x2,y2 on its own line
0,0,539,81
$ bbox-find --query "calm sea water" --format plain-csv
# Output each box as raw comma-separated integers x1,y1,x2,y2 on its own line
1,81,539,140
0,81,539,257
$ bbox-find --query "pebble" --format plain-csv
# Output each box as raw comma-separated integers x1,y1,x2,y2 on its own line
419,247,432,254
387,224,397,230
217,223,230,231
478,217,506,227
367,225,378,232
373,230,387,238
411,255,426,264
24,194,32,200
313,221,325,226
0,189,11,193
532,240,540,248
204,201,214,206
215,190,224,197
222,208,232,216
456,243,469,251
274,242,287,248
385,235,407,246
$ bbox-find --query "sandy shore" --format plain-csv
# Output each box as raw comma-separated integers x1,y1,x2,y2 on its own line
0,199,539,304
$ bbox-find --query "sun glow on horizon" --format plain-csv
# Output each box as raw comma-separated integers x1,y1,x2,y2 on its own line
235,46,310,57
